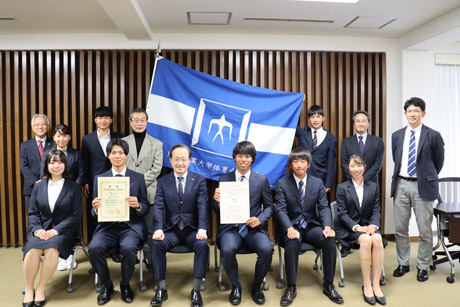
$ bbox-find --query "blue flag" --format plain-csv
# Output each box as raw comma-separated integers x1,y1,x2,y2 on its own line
146,57,304,188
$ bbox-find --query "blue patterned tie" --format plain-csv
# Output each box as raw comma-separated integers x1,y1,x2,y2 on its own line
238,175,248,238
298,180,308,229
407,130,417,177
312,130,318,152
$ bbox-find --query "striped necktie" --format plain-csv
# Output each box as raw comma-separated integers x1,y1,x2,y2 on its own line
407,130,417,177
38,140,44,158
312,130,318,152
298,180,308,229
238,175,248,238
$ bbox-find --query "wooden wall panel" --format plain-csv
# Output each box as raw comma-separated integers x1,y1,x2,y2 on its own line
0,50,386,247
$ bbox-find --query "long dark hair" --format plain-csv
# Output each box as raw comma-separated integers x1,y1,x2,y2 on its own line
43,150,72,180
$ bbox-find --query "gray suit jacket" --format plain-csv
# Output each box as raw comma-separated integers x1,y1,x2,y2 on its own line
123,134,163,204
341,134,384,183
391,124,444,201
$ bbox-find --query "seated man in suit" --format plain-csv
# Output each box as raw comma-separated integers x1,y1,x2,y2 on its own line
88,139,149,306
20,114,55,215
275,148,344,306
213,141,273,305
296,105,337,193
150,144,208,307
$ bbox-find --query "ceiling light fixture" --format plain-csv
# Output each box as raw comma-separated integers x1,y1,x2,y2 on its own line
288,0,359,3
245,17,333,23
187,12,232,25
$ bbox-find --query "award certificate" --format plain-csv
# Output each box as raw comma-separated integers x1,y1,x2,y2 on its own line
219,181,250,224
97,177,130,222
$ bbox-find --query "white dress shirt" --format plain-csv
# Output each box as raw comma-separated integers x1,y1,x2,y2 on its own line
236,169,251,182
312,127,327,147
97,129,111,157
48,178,65,213
293,173,307,194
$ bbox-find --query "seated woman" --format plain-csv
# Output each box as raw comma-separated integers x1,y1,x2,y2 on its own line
336,154,386,306
22,150,81,307
40,124,84,271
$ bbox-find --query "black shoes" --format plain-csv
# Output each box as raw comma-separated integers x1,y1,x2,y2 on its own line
121,283,134,303
191,289,203,307
375,294,386,305
97,285,114,306
280,286,296,306
111,253,122,263
150,288,168,307
33,299,46,307
22,302,34,307
417,268,429,282
229,285,242,305
392,265,410,277
362,286,376,305
340,247,351,258
322,283,344,304
251,284,265,305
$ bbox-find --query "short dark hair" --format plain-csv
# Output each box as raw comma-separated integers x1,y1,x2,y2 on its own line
43,150,71,180
106,138,129,156
169,144,192,159
348,153,366,168
94,106,113,119
232,141,256,162
352,110,370,122
129,108,148,121
307,105,324,117
288,147,312,165
53,124,71,136
404,97,426,112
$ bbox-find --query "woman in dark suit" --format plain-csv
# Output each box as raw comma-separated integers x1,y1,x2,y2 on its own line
22,150,81,307
40,124,84,185
336,153,385,305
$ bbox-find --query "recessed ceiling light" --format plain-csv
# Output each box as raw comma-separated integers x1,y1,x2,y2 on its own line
245,17,334,23
187,12,232,25
289,0,359,3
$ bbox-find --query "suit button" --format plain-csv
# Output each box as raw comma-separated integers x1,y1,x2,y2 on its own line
136,164,140,167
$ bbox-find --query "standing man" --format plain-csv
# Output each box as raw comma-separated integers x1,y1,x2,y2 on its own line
20,114,55,215
275,147,344,306
341,110,384,184
81,106,123,240
150,144,208,307
391,97,444,282
89,139,149,305
123,108,163,235
213,141,273,306
296,105,337,193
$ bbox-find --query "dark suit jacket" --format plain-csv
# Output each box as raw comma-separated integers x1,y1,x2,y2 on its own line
275,174,331,235
391,124,444,201
20,138,55,195
296,126,337,189
214,171,273,242
335,179,381,239
40,146,84,185
341,134,384,183
153,171,208,232
92,168,149,240
28,179,81,236
81,130,123,188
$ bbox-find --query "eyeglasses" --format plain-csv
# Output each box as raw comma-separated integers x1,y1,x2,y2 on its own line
131,119,147,124
33,124,48,127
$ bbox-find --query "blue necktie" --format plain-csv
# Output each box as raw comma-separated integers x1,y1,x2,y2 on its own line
178,176,186,230
298,180,308,229
115,174,122,177
407,130,417,177
358,136,364,154
238,175,248,238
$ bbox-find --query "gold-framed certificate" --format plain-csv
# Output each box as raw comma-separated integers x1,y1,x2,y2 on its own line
219,181,250,224
97,177,130,222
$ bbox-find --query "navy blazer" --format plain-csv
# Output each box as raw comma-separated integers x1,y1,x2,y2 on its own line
341,134,384,183
335,179,381,239
40,146,84,185
28,179,81,236
153,171,208,232
391,125,444,201
214,170,273,242
275,174,331,234
20,138,55,195
296,126,337,189
92,168,149,240
81,130,123,187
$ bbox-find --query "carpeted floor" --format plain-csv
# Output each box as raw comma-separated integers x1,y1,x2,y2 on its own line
3,241,459,307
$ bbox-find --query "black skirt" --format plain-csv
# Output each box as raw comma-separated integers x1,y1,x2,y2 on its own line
23,231,77,259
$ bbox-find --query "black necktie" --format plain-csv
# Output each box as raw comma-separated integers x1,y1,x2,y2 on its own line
358,136,364,154
312,130,318,152
178,177,186,230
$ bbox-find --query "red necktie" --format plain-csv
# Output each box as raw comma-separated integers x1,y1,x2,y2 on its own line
38,140,44,158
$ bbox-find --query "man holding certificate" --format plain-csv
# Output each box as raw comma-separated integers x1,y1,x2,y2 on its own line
214,141,273,306
150,144,209,307
88,139,149,306
274,148,343,306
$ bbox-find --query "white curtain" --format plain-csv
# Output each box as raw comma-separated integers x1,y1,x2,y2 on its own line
429,64,460,178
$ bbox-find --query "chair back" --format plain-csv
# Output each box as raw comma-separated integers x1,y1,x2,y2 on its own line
438,177,460,203
330,201,340,231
